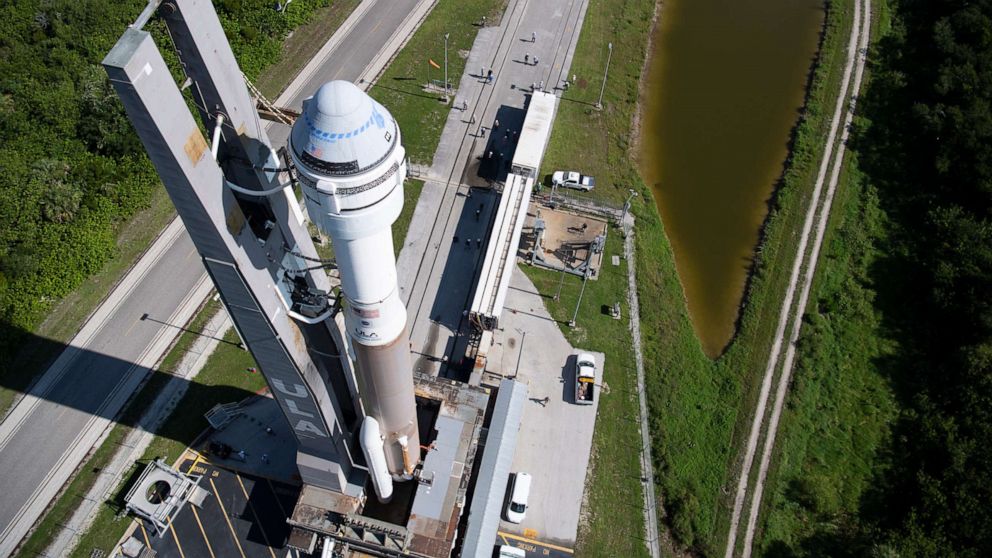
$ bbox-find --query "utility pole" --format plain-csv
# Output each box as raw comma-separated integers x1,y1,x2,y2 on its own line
570,272,589,327
444,33,450,94
596,42,613,110
620,188,638,226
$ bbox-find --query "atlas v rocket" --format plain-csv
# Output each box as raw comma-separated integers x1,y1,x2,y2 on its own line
103,0,417,502
289,81,421,499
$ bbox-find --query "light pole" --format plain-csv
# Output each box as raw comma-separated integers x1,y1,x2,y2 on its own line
513,328,527,377
444,33,450,94
554,264,567,301
569,271,589,327
596,42,613,110
621,188,638,225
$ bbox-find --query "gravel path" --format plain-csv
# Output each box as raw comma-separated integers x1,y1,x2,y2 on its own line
723,1,872,555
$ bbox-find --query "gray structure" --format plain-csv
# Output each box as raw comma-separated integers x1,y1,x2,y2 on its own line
460,379,528,556
103,1,362,492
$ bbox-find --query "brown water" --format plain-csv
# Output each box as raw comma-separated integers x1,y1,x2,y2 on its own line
638,0,824,357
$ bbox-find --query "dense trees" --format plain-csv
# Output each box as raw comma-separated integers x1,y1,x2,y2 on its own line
842,0,992,554
0,0,330,371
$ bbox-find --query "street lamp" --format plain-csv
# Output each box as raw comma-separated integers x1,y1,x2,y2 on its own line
596,42,613,110
621,188,638,225
444,33,450,94
569,271,590,327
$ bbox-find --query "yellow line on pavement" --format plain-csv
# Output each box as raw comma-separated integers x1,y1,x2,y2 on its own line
236,473,277,558
191,506,217,558
210,477,248,558
499,532,511,546
497,531,574,554
138,521,152,549
167,516,187,558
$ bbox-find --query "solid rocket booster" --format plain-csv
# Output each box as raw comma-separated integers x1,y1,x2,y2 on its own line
287,81,420,500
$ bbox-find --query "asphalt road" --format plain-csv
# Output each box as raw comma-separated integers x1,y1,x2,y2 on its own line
0,0,428,554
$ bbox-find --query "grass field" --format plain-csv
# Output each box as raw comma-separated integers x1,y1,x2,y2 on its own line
369,0,509,163
755,3,901,553
538,0,870,553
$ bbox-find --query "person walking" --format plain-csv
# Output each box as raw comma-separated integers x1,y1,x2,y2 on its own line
494,119,500,130
534,56,539,66
531,31,537,42
524,53,530,64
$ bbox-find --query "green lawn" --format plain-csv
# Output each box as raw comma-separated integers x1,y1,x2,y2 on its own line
756,3,901,553
369,0,509,163
537,0,869,553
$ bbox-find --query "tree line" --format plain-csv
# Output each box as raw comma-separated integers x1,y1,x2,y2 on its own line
0,1,330,373
802,0,992,555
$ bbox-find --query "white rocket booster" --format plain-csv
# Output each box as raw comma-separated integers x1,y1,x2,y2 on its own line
287,81,420,501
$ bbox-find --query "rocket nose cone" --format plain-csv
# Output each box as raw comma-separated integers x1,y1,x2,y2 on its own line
290,80,399,177
313,80,365,117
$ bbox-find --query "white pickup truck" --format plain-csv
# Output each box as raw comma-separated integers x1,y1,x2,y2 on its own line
574,352,596,405
552,170,596,191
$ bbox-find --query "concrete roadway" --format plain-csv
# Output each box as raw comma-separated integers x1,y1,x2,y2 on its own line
0,0,432,554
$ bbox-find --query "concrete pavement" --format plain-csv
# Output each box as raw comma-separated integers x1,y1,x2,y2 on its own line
0,1,436,554
396,0,590,377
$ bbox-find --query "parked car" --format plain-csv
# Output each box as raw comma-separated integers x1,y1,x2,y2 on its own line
574,352,597,405
505,472,532,523
551,170,596,191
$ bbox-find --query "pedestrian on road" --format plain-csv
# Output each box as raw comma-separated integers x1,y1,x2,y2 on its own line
488,150,493,159
462,99,468,111
476,238,481,247
525,53,530,64
475,208,481,221
487,69,493,80
543,396,550,404
470,113,476,124
531,82,536,91
262,453,270,464
465,238,470,249
494,119,500,130
531,31,537,42
534,56,539,66
481,66,485,77
487,74,493,84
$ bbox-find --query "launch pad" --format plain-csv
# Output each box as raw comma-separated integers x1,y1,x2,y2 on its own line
287,375,491,556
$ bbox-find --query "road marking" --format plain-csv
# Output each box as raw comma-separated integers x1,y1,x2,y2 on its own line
497,531,574,554
499,532,511,546
236,473,277,558
191,506,217,558
167,516,187,558
124,318,141,337
210,477,248,558
139,520,152,549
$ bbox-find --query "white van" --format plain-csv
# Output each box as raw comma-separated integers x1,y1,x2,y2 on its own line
498,545,527,558
505,472,532,523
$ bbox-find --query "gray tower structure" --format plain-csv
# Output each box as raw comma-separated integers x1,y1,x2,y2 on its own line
103,0,365,493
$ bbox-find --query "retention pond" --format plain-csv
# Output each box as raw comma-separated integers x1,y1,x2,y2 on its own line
638,0,824,357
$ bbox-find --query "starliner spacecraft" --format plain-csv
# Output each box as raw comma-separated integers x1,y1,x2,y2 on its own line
103,0,418,503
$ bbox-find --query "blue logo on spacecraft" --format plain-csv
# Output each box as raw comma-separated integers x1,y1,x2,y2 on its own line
371,105,386,130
